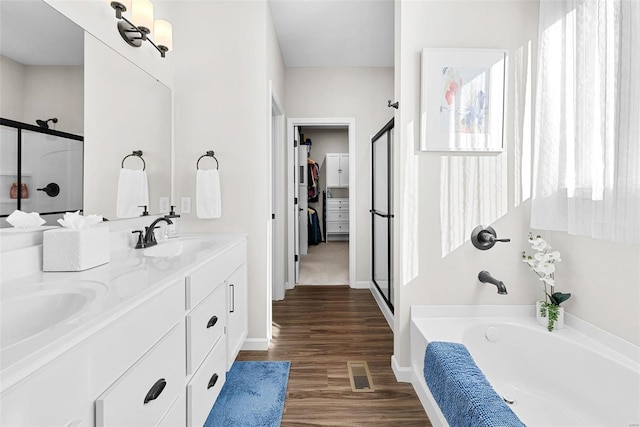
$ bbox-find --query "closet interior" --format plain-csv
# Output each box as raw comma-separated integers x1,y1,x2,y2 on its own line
296,126,350,285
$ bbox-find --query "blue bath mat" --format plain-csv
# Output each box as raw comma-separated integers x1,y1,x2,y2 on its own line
204,361,290,427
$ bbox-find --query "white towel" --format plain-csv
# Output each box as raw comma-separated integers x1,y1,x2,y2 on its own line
116,168,149,218
196,169,221,219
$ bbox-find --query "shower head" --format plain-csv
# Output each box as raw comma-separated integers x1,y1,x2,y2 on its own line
35,118,58,129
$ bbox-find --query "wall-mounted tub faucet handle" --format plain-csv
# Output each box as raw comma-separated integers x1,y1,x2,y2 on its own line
478,270,508,295
471,225,511,250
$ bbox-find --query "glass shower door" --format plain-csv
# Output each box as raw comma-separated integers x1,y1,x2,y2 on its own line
371,118,394,312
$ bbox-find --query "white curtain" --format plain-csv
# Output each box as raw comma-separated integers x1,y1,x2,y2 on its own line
532,0,640,244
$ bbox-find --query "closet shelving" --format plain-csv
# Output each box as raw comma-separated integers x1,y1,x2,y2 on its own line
325,152,349,241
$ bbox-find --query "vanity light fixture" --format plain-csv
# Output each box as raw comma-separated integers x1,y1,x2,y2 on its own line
109,0,172,58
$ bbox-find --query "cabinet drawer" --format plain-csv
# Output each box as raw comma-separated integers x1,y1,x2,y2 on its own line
186,240,246,309
186,283,227,375
157,393,186,427
187,339,227,427
326,222,349,233
326,198,348,207
95,322,185,427
325,211,348,222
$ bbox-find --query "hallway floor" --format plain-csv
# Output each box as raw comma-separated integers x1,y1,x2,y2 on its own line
237,286,431,426
298,241,349,285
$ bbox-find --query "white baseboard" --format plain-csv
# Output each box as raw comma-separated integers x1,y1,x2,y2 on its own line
391,355,412,383
350,280,370,289
241,338,269,351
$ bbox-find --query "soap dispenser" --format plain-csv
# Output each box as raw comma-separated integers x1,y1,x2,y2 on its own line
165,205,181,237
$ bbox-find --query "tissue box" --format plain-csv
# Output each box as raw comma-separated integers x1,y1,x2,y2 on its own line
43,226,110,271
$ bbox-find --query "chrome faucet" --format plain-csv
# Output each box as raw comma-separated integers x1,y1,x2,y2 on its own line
478,270,508,295
143,217,173,248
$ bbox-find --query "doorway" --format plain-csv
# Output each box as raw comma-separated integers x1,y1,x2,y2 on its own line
296,126,349,285
284,118,356,294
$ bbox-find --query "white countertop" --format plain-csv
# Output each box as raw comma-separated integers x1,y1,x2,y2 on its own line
0,232,246,392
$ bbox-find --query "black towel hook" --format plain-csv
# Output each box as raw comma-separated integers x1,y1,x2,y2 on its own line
197,150,219,170
121,150,146,171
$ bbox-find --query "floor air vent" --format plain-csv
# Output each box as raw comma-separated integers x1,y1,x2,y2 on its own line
347,361,375,392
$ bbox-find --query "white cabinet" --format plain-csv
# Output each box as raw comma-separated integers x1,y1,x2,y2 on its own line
325,153,349,188
95,322,186,427
0,234,248,427
226,263,247,369
325,198,349,241
184,237,247,424
186,336,226,427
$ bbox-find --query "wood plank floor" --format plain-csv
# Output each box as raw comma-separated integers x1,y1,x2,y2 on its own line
236,285,432,426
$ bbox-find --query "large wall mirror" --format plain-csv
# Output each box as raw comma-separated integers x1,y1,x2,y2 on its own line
0,0,171,226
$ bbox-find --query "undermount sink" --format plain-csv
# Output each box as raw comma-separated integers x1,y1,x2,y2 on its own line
1,281,108,349
143,238,211,258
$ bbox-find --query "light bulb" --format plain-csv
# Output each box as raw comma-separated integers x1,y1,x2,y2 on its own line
154,20,172,53
132,0,153,35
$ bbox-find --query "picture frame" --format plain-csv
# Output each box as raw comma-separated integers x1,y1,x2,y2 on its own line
419,48,507,152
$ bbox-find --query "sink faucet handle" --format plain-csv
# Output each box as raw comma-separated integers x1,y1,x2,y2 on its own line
132,230,145,249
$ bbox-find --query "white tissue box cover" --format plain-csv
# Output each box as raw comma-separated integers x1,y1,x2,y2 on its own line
43,226,110,271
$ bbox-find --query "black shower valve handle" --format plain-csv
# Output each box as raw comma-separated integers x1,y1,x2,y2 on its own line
471,225,511,250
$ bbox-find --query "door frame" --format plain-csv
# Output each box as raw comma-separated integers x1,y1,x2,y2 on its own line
270,82,285,309
287,117,356,289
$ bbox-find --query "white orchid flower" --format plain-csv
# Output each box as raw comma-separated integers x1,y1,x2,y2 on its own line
547,251,562,262
529,237,547,251
522,258,536,267
539,276,555,286
534,252,545,261
534,262,556,275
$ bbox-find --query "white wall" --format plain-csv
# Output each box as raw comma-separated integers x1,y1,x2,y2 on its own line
84,33,171,221
0,55,25,121
170,0,285,347
285,67,394,282
0,55,83,135
543,232,639,345
394,0,639,373
394,0,540,367
23,65,84,135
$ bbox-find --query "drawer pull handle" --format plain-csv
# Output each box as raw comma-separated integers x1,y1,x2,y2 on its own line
207,315,219,328
144,378,167,404
208,373,219,389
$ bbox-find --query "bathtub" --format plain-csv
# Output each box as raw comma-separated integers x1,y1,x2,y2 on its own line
410,305,640,427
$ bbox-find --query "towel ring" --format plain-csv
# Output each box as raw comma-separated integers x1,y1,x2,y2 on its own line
196,151,219,170
121,150,146,171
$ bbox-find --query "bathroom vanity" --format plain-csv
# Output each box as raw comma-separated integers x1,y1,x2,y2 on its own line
0,230,247,427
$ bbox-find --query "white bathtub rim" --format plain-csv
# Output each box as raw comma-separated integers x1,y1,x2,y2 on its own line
411,304,640,366
410,305,640,427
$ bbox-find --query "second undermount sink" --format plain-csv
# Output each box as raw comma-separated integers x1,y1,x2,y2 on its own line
1,281,108,349
143,238,212,258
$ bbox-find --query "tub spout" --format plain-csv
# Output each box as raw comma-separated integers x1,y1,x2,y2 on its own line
478,270,508,295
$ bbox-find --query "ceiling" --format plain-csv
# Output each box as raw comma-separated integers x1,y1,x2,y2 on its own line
0,0,84,66
268,0,394,67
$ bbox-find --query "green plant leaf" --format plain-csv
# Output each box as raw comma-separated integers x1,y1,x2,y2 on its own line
552,292,571,305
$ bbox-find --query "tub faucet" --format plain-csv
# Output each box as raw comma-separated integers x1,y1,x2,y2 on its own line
478,270,508,295
143,217,173,248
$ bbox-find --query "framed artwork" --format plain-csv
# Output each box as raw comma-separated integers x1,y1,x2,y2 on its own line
419,48,507,152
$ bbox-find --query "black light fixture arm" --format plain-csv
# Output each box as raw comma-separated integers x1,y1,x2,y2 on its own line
110,2,168,58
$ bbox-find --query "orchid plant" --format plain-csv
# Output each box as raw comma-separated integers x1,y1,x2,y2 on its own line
522,233,571,331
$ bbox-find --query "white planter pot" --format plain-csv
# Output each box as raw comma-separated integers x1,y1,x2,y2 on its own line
536,301,564,330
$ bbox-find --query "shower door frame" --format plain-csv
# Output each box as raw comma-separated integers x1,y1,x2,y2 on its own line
371,117,394,313
0,118,84,219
